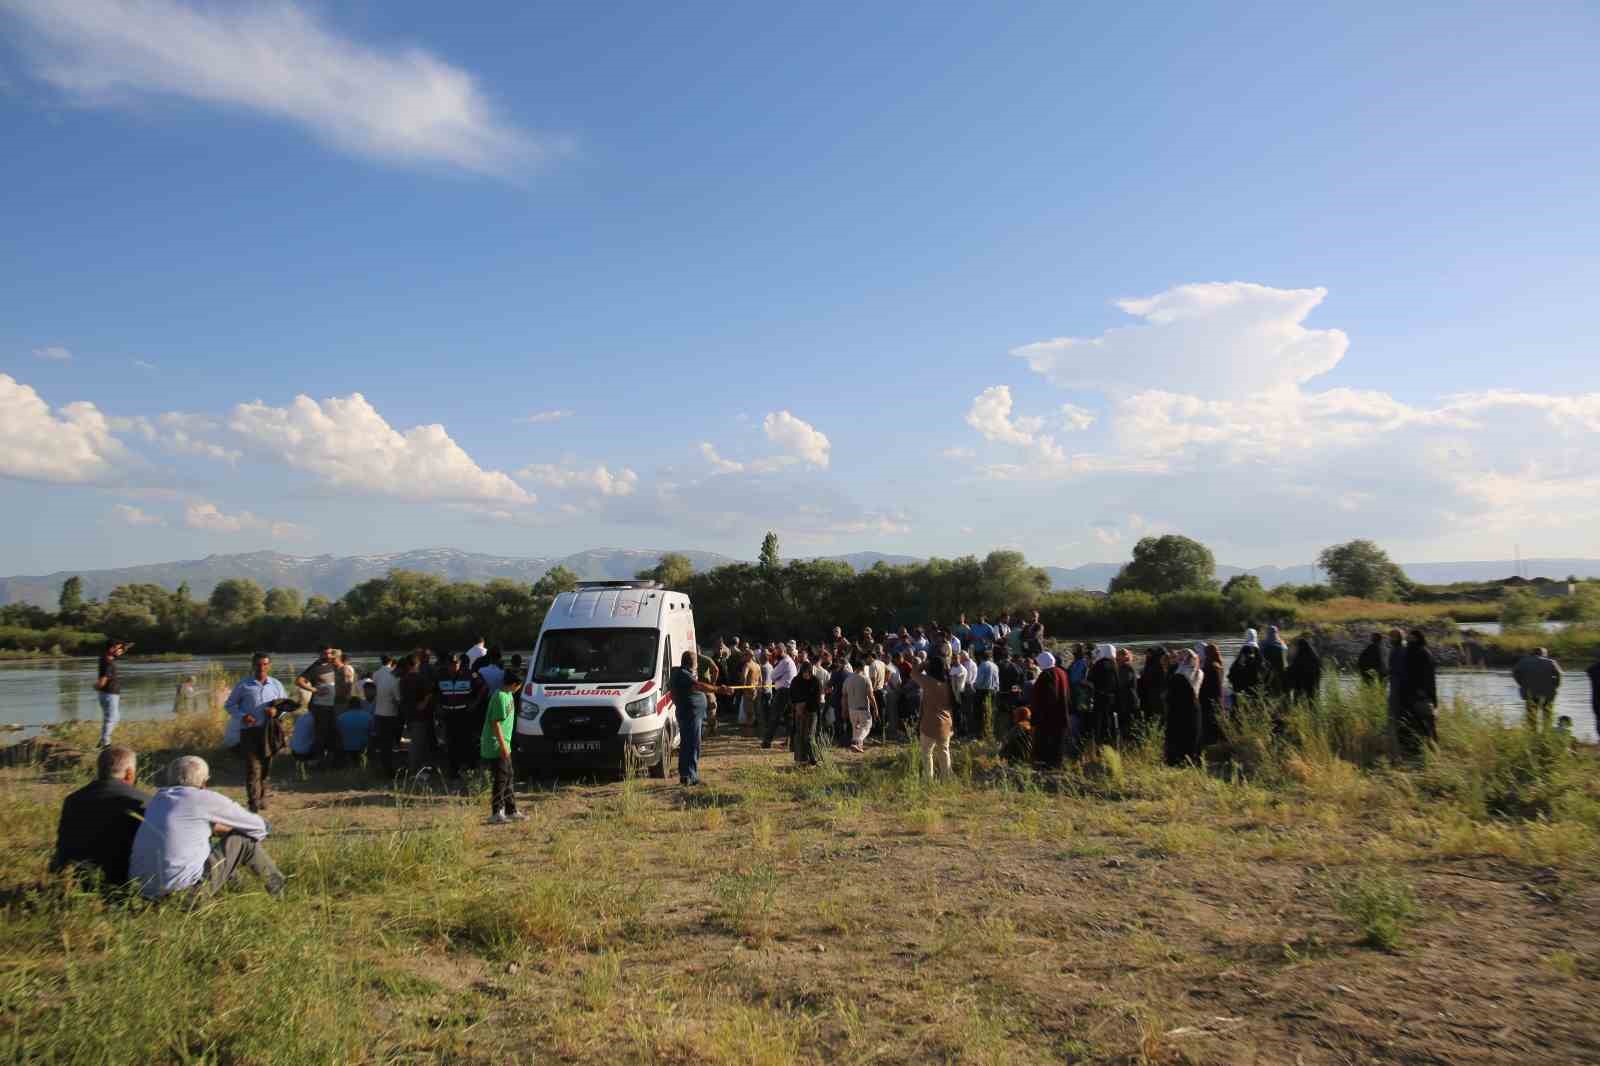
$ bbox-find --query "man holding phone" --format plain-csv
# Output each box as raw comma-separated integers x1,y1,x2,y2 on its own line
95,639,131,747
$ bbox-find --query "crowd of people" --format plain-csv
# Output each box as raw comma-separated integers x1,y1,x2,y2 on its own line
55,614,1600,904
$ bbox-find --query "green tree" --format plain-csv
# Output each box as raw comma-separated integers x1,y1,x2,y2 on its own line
264,587,304,617
1108,535,1217,595
637,552,695,588
532,565,579,600
758,532,780,573
208,578,267,628
302,595,332,622
1318,540,1408,600
1499,588,1544,630
1553,582,1600,623
1222,574,1265,599
58,576,84,622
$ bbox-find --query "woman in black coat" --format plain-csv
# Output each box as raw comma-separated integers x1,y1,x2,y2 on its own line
1165,649,1203,766
1086,645,1120,746
1136,647,1168,739
1113,648,1141,746
1286,637,1323,704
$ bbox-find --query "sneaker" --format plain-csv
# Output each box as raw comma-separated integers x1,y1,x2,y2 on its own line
507,810,528,821
487,811,508,825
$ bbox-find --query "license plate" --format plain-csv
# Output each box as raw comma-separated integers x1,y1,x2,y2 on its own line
558,740,602,753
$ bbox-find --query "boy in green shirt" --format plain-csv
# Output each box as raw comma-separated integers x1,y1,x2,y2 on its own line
481,672,526,824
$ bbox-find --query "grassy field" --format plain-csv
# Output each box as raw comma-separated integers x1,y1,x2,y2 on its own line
4,689,1600,1065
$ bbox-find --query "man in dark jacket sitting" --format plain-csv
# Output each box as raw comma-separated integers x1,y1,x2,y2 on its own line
51,745,148,888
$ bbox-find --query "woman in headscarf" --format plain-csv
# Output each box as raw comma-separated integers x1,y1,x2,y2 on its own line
1261,626,1289,695
915,655,957,778
1228,643,1264,706
1165,649,1203,766
788,659,823,767
1395,629,1438,759
1199,643,1225,747
1114,647,1141,746
999,705,1034,764
1242,627,1260,649
1136,647,1169,739
1030,651,1071,769
1286,636,1323,704
1086,644,1119,746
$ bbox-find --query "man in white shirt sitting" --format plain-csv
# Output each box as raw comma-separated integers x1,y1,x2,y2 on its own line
129,755,285,901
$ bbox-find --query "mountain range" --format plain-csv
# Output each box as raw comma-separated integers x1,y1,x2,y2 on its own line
2,549,1596,609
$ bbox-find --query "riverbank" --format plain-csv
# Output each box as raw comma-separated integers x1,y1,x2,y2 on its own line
1294,622,1600,670
3,693,1598,1064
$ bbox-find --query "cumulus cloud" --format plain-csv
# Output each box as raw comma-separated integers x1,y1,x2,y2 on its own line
517,461,638,497
3,0,550,176
32,345,72,362
229,392,532,504
111,411,244,463
699,412,831,475
992,280,1600,556
1013,282,1348,400
763,411,830,468
111,503,163,526
0,374,126,483
184,501,307,538
1060,403,1096,431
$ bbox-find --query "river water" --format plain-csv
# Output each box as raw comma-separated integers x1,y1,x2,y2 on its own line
2,642,1594,742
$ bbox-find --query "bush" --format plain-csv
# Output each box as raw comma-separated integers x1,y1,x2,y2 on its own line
1331,871,1421,950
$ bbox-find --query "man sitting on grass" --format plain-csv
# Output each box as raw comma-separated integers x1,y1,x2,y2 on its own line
129,755,285,901
51,745,148,890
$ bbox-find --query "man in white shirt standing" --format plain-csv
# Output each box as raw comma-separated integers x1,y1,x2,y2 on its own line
843,657,877,753
950,652,971,737
762,644,796,750
371,655,402,779
129,755,284,900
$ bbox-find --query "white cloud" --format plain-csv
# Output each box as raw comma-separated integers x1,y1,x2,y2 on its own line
111,411,243,463
184,501,307,539
111,503,163,527
966,385,1041,446
699,442,744,474
229,392,532,504
32,345,72,362
519,409,573,424
1060,403,1096,432
763,411,830,468
4,0,549,176
0,374,126,483
1013,282,1348,400
132,359,157,371
941,446,976,459
517,461,638,497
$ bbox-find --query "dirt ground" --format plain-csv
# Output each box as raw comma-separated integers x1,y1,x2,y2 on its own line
6,730,1600,1064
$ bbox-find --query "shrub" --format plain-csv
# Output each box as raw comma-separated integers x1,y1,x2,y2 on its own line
1331,871,1421,950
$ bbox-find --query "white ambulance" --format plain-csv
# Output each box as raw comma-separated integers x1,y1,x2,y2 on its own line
513,580,695,779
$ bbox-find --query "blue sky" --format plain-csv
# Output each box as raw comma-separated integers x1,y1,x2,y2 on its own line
2,0,1597,576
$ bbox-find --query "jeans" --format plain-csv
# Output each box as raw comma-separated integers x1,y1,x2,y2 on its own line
310,703,340,766
373,715,402,779
490,754,517,815
676,705,704,784
761,688,790,748
406,718,438,779
189,831,284,900
97,693,120,747
238,725,272,812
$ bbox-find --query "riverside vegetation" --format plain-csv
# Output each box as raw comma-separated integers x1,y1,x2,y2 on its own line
4,536,1598,664
3,682,1598,1064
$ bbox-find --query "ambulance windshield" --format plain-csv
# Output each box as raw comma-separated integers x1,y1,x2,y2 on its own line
534,628,659,684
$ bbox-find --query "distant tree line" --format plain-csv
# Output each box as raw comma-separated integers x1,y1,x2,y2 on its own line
3,534,1588,657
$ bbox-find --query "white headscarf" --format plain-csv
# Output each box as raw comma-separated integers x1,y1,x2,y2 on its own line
1175,649,1203,694
1035,651,1056,670
1242,628,1259,648
1093,643,1115,663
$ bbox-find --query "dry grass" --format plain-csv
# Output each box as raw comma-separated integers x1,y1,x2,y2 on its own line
4,692,1600,1064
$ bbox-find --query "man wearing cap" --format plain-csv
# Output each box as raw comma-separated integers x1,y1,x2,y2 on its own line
224,652,290,812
